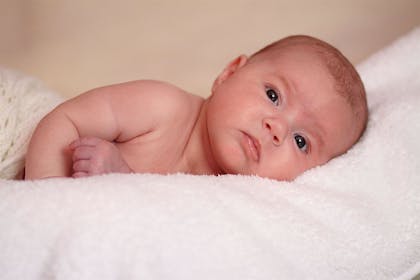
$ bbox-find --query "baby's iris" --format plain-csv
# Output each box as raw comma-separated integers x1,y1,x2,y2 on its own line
266,88,279,106
294,134,307,152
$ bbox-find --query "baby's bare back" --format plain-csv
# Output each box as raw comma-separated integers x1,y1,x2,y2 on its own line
25,80,204,179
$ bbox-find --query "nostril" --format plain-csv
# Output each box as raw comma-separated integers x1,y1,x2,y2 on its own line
264,119,282,146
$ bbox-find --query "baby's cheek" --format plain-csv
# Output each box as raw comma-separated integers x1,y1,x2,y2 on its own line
262,153,307,180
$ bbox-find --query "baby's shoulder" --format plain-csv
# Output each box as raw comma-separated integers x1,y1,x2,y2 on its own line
117,80,204,123
130,79,203,115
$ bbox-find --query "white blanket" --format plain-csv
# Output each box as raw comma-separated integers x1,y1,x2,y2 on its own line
1,27,420,279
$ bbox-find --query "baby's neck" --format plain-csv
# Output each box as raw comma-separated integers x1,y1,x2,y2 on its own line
180,99,223,176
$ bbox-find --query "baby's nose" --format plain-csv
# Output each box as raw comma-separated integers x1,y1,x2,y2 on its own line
263,117,288,146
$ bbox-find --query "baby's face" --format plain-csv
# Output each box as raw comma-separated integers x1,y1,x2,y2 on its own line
205,46,358,180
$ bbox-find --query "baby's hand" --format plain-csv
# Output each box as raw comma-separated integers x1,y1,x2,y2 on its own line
69,137,132,178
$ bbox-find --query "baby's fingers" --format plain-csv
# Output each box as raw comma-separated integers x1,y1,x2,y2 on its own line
72,159,91,173
72,171,89,178
72,146,95,162
72,159,100,177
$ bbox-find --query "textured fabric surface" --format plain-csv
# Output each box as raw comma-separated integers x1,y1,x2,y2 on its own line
0,68,62,179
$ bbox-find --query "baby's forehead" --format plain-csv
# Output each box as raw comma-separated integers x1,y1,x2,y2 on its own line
255,42,325,62
255,45,331,78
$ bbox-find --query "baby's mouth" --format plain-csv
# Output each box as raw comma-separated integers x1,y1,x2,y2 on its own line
242,132,260,162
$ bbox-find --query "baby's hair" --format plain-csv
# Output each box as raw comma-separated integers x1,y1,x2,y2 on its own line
250,35,368,142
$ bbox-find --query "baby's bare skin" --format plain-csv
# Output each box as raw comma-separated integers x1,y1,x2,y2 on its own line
25,81,216,179
25,37,366,181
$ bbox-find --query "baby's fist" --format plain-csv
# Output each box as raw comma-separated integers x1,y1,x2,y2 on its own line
69,137,132,178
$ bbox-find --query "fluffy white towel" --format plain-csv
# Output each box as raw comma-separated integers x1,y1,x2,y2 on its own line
0,27,419,279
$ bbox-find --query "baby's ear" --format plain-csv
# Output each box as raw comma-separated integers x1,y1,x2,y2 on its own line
211,55,248,93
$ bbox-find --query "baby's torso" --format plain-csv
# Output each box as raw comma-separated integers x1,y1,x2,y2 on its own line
116,127,187,174
115,93,204,174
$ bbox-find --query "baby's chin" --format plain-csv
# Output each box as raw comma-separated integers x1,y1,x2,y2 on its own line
219,162,255,177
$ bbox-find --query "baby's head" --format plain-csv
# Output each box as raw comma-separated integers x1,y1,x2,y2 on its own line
205,35,368,180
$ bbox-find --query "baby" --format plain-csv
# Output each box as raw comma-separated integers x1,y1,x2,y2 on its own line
24,35,368,181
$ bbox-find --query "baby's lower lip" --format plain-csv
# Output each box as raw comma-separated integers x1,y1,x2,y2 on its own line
242,132,260,162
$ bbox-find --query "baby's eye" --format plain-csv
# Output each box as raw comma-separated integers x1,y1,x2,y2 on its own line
265,87,279,106
294,134,308,152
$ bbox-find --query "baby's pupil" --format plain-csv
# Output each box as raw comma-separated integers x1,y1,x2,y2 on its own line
295,135,306,149
266,89,278,102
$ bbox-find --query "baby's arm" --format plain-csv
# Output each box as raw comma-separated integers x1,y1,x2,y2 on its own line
24,102,90,179
25,80,183,179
